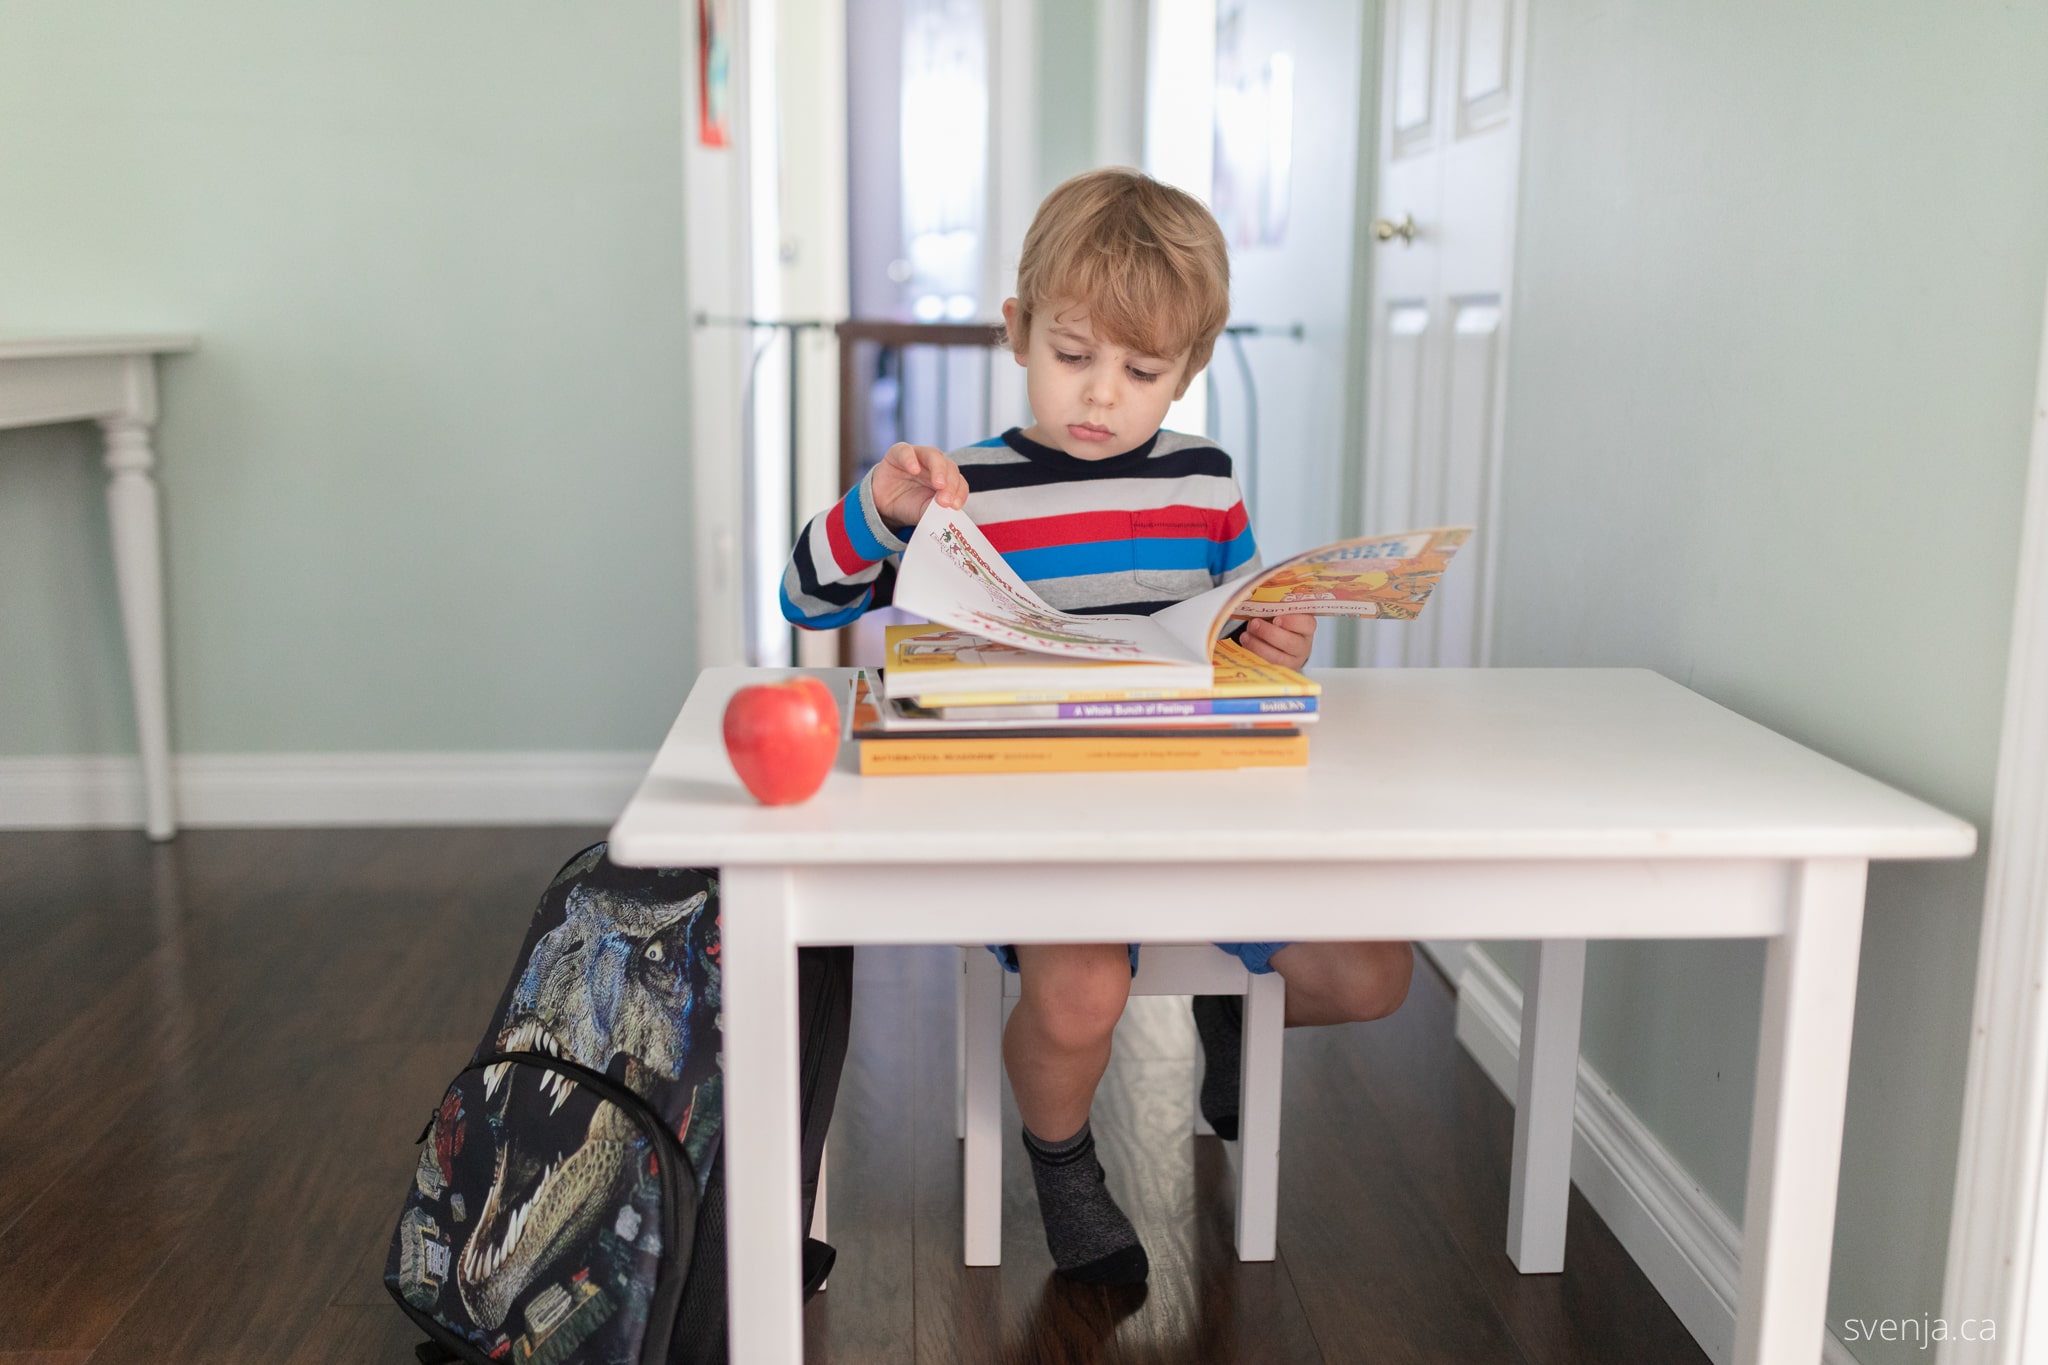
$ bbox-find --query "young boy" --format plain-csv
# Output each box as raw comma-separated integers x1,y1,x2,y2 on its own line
782,168,1413,1286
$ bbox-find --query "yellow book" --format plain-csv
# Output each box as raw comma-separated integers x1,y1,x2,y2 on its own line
887,631,1320,707
858,730,1308,775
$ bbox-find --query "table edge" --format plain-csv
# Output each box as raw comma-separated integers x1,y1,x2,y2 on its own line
603,825,1979,868
0,335,200,361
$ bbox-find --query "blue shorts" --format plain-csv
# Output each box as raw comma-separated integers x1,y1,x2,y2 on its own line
987,941,1290,976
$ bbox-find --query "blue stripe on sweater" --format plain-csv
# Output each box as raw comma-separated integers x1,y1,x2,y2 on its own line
780,579,869,630
1004,536,1229,582
1216,526,1259,574
841,485,889,563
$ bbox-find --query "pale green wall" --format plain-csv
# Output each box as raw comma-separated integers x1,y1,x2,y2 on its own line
0,1,695,756
1036,0,1098,196
1486,2,2048,1360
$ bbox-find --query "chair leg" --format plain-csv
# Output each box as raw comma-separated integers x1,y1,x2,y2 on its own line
810,1135,828,1290
811,1136,828,1242
955,949,968,1141
1193,996,1218,1136
1234,971,1284,1261
963,947,1004,1265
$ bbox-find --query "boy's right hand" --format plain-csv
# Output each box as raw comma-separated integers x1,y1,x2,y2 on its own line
872,442,969,528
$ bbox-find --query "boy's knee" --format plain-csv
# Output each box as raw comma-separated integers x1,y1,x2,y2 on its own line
1339,941,1414,1021
1016,945,1132,1048
1288,940,1413,1023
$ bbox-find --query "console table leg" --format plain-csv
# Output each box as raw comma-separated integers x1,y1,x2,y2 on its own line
101,417,176,840
1507,937,1586,1273
1734,859,1867,1365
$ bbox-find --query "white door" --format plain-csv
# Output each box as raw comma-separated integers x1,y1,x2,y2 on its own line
1356,0,1526,672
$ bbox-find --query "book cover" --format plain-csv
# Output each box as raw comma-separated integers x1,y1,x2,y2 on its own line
857,731,1309,776
928,694,1318,722
851,674,1309,737
884,633,1321,706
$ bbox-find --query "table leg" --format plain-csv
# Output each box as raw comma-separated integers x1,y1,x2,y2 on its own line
1735,859,1867,1365
962,945,1004,1265
719,865,805,1365
100,416,176,840
1507,938,1586,1273
1235,967,1285,1261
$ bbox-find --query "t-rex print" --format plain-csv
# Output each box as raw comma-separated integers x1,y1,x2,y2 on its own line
450,864,719,1331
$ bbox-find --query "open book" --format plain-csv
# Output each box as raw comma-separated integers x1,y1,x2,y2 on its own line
887,502,1470,694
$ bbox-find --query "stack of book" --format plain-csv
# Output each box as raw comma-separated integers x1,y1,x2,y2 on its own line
852,629,1321,775
848,501,1471,777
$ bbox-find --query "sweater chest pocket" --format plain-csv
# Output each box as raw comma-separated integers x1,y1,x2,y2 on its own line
1129,507,1218,595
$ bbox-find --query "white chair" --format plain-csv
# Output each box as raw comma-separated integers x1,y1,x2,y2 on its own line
955,943,1286,1265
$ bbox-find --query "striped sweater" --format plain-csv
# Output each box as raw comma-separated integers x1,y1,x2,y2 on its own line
780,427,1263,629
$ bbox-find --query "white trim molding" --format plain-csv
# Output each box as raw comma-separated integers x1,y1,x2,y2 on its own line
682,0,752,671
1455,948,1856,1365
1939,275,2048,1365
0,751,650,830
1419,938,1470,984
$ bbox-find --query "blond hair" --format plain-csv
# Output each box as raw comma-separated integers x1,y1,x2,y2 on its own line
1009,168,1231,385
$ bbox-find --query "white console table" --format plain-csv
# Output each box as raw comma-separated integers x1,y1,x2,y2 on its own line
1,335,196,840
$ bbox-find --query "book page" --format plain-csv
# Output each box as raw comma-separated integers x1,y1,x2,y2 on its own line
891,503,1204,664
1151,525,1473,653
883,626,1179,678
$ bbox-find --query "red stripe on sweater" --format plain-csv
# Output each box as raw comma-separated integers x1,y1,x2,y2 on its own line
824,498,866,577
982,503,1247,554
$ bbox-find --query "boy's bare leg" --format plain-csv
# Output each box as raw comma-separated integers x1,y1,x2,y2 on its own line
1268,940,1415,1027
1004,942,1133,1138
1003,941,1148,1284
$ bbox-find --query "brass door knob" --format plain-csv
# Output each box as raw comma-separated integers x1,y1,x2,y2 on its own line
1372,214,1417,245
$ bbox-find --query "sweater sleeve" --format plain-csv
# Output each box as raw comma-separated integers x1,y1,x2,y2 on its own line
779,468,911,629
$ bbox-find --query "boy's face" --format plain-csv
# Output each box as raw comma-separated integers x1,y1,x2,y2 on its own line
1003,297,1192,460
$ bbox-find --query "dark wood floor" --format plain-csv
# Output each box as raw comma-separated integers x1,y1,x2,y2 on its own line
0,827,1708,1364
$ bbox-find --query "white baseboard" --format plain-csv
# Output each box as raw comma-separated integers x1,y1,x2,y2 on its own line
1454,947,1858,1365
0,751,652,829
1419,938,1470,984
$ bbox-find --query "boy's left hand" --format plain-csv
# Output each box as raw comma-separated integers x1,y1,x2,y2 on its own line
1239,614,1316,671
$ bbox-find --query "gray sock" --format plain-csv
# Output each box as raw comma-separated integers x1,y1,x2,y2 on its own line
1192,994,1242,1141
1020,1121,1149,1286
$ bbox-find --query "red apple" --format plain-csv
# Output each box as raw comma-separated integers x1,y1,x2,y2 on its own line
722,676,841,805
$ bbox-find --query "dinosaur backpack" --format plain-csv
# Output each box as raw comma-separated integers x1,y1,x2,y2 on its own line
385,842,851,1365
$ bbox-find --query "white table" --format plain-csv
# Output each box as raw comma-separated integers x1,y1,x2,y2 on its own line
0,335,195,840
608,666,1976,1365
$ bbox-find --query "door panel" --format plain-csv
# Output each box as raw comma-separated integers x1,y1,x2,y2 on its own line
1392,0,1437,157
1375,304,1430,528
1430,298,1501,666
1366,303,1433,668
1459,0,1513,132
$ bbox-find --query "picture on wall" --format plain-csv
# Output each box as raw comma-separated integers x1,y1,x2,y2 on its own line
698,0,732,148
1213,10,1293,249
